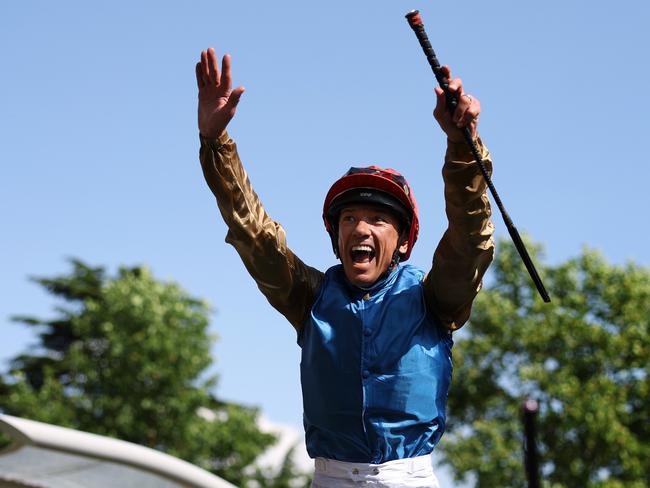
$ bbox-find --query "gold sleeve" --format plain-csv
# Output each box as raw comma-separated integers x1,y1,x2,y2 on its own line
423,138,495,331
199,132,324,332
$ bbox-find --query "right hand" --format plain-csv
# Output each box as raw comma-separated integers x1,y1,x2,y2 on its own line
433,65,480,143
196,47,245,139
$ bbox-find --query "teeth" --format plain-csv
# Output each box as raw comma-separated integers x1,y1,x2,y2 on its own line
352,245,373,252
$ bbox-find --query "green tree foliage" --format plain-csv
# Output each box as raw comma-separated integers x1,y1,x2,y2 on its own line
0,259,306,487
440,239,650,487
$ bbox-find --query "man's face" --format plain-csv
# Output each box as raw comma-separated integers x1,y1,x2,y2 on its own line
337,204,408,287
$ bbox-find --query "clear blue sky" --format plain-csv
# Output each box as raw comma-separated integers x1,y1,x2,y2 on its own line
2,0,649,484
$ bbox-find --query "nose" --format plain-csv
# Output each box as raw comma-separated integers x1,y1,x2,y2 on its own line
352,218,371,237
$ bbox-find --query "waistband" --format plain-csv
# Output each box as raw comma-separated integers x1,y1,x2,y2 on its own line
314,455,433,477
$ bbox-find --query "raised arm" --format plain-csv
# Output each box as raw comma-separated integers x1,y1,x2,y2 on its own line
196,48,323,332
423,66,495,330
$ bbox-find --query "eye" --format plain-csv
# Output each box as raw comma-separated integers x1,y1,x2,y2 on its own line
373,214,388,223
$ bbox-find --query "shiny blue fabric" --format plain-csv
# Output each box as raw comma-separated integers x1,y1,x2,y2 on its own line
298,264,453,463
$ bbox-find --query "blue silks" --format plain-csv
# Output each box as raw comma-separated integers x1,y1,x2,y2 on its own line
298,264,453,463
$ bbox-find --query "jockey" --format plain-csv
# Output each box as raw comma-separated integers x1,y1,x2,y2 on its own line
196,47,494,487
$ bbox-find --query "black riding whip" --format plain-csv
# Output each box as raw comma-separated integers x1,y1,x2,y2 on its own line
405,10,550,303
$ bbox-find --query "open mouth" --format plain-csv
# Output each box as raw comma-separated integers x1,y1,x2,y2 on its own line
350,245,375,264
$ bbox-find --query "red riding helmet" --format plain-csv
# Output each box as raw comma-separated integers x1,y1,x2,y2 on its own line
323,166,419,261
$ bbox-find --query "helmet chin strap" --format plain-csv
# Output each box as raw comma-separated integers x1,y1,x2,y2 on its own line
388,249,402,271
386,228,408,274
331,231,340,258
369,247,401,286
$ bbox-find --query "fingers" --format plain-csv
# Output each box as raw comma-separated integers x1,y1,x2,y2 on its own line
220,54,233,92
225,86,245,111
206,47,220,85
197,48,235,95
433,86,446,120
434,77,467,123
454,93,480,128
447,76,464,99
198,47,222,87
195,62,204,89
432,66,481,141
440,68,480,128
440,65,452,83
200,50,210,84
443,66,467,124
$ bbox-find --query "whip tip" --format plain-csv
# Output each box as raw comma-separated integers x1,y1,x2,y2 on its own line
405,10,422,26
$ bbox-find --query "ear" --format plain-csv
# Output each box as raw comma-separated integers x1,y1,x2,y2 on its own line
398,240,409,255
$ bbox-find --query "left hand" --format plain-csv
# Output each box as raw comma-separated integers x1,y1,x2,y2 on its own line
196,47,245,139
433,65,480,143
